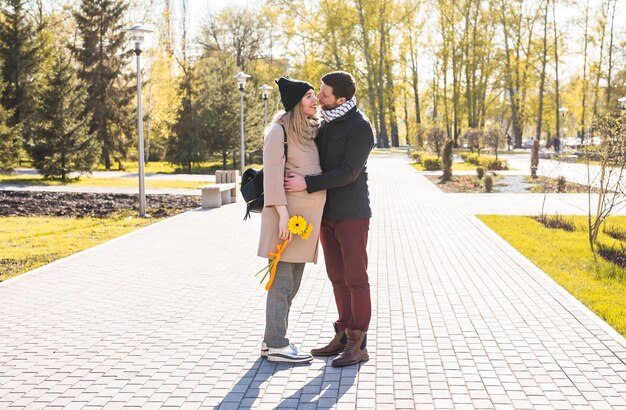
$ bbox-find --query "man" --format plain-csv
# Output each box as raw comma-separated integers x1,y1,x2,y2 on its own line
284,71,374,367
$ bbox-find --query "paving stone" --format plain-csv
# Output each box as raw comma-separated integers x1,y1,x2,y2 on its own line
0,154,625,408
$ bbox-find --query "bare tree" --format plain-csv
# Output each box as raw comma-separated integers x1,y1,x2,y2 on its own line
586,112,626,251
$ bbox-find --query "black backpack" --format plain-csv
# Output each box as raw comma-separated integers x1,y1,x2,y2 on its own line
240,125,287,220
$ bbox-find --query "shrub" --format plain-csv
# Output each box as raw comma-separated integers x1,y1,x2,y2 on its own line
410,150,425,163
459,152,470,162
596,242,626,269
484,175,493,192
466,153,480,165
476,166,485,180
479,156,509,170
557,176,566,193
603,224,626,241
441,140,453,181
426,125,447,157
531,139,540,178
535,214,576,231
422,155,441,170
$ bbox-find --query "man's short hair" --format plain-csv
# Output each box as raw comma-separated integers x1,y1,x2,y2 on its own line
322,71,356,100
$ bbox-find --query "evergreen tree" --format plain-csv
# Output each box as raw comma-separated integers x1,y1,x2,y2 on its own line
72,0,133,170
0,0,41,127
196,53,239,170
166,66,207,173
27,52,99,179
0,80,18,172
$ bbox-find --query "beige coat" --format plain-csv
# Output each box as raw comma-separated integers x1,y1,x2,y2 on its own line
257,122,326,263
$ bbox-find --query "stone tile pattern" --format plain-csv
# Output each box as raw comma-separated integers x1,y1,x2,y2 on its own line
0,154,625,409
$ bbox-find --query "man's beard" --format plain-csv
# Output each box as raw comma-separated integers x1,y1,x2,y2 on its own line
321,101,340,110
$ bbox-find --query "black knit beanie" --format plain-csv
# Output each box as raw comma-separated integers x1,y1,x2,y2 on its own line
275,76,314,112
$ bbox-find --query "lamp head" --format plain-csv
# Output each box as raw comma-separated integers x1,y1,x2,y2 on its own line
126,24,153,46
260,84,272,99
236,72,251,91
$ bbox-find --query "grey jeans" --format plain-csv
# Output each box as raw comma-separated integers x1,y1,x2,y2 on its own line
264,261,305,348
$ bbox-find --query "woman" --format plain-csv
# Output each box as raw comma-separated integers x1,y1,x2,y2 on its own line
258,76,326,363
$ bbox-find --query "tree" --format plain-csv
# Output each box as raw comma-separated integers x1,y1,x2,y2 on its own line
196,52,240,170
27,52,99,179
426,125,446,158
586,112,626,249
0,0,43,127
166,65,206,173
484,124,505,160
0,81,17,172
462,128,483,154
441,139,453,182
72,0,134,170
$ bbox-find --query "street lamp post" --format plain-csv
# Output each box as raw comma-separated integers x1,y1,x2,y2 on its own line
236,72,251,174
260,84,272,129
126,24,153,218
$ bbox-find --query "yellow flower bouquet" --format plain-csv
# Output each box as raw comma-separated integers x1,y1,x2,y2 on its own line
255,215,312,291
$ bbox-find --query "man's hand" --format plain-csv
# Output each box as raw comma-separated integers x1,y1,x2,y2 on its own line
284,172,307,192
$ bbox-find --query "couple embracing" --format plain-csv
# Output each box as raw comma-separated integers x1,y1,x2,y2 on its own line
257,71,375,367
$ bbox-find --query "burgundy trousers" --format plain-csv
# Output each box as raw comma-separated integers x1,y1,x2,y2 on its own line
319,218,371,332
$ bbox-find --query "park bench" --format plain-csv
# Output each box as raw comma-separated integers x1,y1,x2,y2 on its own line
201,170,238,209
563,155,577,163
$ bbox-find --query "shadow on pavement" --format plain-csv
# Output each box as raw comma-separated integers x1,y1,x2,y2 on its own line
216,358,358,409
276,364,357,409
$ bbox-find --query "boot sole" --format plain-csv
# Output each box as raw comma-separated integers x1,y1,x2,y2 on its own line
311,349,344,357
267,354,313,364
331,354,369,367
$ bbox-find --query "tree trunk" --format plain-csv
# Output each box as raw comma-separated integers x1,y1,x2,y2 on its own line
580,0,589,144
536,0,548,142
553,0,561,141
605,0,616,108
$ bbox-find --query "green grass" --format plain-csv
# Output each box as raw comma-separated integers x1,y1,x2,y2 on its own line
478,215,626,337
411,161,484,172
0,174,212,189
0,215,162,282
94,160,262,174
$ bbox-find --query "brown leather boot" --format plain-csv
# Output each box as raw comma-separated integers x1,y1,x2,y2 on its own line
311,323,346,356
331,329,369,367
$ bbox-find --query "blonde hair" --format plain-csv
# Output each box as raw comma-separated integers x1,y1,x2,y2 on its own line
267,101,317,146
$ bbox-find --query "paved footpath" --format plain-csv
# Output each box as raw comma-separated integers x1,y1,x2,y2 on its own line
1,154,626,409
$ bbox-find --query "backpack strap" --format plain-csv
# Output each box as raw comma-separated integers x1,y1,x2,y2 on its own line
280,124,288,160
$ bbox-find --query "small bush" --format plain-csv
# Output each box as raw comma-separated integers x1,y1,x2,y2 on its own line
556,176,566,193
410,150,425,164
422,155,441,170
484,175,493,192
459,152,470,162
478,156,509,170
603,224,626,241
535,214,576,232
466,153,480,165
596,242,626,269
476,167,485,180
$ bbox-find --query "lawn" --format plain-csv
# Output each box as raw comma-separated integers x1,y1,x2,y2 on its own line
478,215,626,337
0,215,161,282
94,160,262,174
411,161,481,172
0,174,212,189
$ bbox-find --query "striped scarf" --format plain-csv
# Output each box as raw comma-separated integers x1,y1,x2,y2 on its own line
321,97,357,122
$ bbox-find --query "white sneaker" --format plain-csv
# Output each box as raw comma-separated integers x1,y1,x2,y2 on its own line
267,343,313,363
261,341,268,357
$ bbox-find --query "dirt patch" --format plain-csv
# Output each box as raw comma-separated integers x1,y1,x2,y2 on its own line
0,190,201,218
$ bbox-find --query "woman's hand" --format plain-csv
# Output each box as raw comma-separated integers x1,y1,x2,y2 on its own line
276,206,293,242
